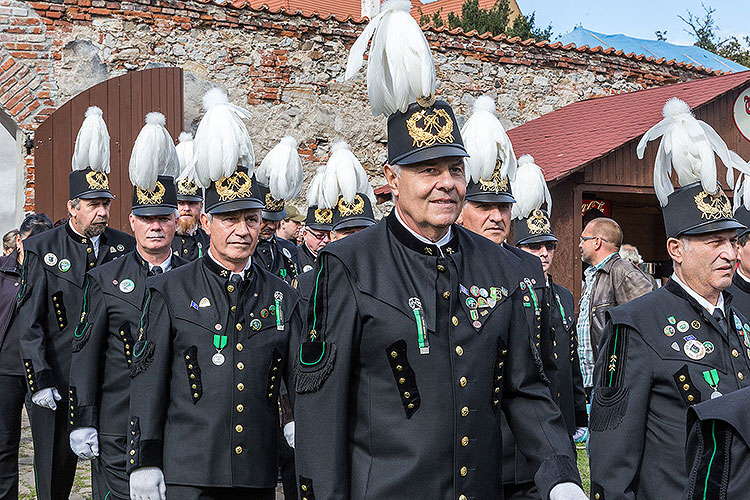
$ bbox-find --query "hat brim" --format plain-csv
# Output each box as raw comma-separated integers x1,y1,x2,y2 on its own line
77,190,115,200
207,199,264,214
176,195,204,202
393,144,469,166
288,215,305,222
333,217,376,231
306,223,333,231
516,234,558,246
677,219,746,237
262,209,287,221
465,192,516,204
132,206,178,217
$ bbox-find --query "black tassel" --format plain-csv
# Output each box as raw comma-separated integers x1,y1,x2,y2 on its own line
590,387,630,432
130,340,155,377
528,336,551,385
71,322,92,352
295,342,337,394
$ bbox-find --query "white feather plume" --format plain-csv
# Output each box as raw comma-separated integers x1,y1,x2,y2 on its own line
511,154,551,220
461,95,517,184
306,165,328,208
637,97,738,207
71,106,110,173
320,141,375,207
191,88,255,188
731,151,750,211
345,0,435,117
128,112,180,191
255,136,304,200
175,132,196,182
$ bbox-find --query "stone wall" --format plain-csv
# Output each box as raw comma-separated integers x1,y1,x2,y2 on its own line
0,0,722,212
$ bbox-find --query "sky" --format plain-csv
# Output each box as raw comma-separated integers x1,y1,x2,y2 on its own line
514,1,748,46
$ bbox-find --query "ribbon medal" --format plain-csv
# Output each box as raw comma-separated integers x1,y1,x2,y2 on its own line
409,297,430,355
212,333,227,365
274,291,284,331
702,369,721,398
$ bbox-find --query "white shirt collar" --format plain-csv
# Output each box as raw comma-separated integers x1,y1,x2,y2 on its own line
671,273,725,315
738,268,750,284
208,249,251,279
68,221,101,257
394,206,453,256
149,254,172,273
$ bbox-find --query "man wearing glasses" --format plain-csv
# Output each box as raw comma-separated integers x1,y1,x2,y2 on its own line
296,213,331,274
577,218,653,399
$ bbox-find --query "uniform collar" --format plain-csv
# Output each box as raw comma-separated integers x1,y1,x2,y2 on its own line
133,250,172,273
66,220,101,255
205,249,251,280
388,208,457,257
670,273,725,315
738,268,750,284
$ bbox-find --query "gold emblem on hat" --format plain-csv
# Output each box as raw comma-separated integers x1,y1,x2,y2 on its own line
406,108,454,148
215,170,253,202
479,161,510,194
693,189,732,220
526,210,551,235
85,171,109,191
136,181,166,205
314,208,333,224
177,177,199,196
337,195,365,217
264,193,285,212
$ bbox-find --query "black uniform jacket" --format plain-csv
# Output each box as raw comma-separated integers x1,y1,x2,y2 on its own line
255,235,299,285
589,279,750,500
728,271,750,319
295,268,315,319
68,251,187,434
171,227,209,262
15,223,133,393
549,278,588,434
296,243,317,273
683,385,750,500
127,256,301,488
293,213,579,500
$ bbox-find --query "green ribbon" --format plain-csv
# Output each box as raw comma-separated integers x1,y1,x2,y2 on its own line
414,309,428,351
554,293,567,328
702,369,719,388
525,279,539,314
275,295,284,330
280,269,287,278
213,334,227,350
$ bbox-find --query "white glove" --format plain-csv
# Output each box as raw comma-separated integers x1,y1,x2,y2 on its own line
572,427,587,442
32,387,61,410
70,427,99,459
283,421,295,448
130,466,166,500
550,482,589,500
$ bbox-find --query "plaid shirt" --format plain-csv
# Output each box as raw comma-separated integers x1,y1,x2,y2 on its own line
576,253,617,388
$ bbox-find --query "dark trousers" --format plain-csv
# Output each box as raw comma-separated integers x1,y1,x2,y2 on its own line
27,389,78,500
0,375,25,500
90,434,129,500
166,485,275,500
279,434,297,500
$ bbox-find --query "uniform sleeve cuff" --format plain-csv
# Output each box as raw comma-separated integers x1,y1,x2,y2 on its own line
34,369,56,392
72,405,98,429
126,439,163,473
534,454,582,500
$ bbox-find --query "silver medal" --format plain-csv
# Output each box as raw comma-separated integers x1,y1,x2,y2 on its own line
212,352,225,366
711,390,722,399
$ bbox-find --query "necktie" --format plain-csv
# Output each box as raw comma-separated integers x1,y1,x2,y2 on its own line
148,266,163,277
712,307,727,334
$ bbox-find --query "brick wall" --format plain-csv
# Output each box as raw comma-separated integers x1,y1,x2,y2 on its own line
1,0,722,212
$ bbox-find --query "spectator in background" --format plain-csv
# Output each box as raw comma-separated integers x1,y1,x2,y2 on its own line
577,218,655,398
276,205,305,243
620,243,659,289
2,230,18,256
0,213,53,499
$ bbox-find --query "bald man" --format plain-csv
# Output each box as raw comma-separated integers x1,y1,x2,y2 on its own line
577,218,654,396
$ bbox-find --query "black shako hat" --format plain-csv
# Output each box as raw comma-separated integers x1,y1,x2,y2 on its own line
131,175,178,217
176,176,203,202
304,205,333,231
332,193,376,231
257,182,287,221
387,100,468,166
735,206,750,239
663,181,745,239
464,160,516,204
69,168,115,200
514,209,558,246
204,166,264,215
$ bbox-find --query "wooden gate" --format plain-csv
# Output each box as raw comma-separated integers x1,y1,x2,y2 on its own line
34,67,184,231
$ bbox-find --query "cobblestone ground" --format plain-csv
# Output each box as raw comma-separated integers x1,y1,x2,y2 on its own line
19,408,284,499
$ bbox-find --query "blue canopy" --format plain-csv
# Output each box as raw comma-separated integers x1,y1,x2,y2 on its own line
558,26,748,73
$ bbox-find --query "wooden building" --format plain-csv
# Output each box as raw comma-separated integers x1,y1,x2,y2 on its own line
507,70,750,299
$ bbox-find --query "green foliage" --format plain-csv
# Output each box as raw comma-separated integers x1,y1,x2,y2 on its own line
679,3,750,66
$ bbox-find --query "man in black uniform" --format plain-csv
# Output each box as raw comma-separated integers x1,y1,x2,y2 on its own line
294,6,584,499
729,204,750,315
458,97,558,500
13,106,134,500
68,113,187,500
515,210,588,444
127,90,300,500
296,207,331,273
590,97,750,500
172,132,209,261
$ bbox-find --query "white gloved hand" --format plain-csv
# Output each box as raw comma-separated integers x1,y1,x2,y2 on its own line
130,466,166,500
572,427,587,442
69,427,99,459
283,421,295,448
550,482,589,500
31,387,61,410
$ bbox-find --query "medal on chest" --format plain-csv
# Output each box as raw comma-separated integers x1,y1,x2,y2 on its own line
408,297,429,355
702,369,721,398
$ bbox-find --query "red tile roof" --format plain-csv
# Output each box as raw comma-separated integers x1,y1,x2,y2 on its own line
257,0,363,20
410,0,519,23
507,70,750,183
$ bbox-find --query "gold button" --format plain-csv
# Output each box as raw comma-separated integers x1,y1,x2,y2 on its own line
442,291,451,299
390,351,398,358
236,323,242,331
740,372,745,381
235,446,242,454
679,375,685,382
237,383,245,391
455,346,463,356
188,364,193,369
237,362,244,370
398,378,405,384
459,495,467,500
185,355,190,360
130,450,135,455
192,384,197,389
236,404,244,412
396,365,403,371
452,316,458,326
130,459,134,464
459,377,467,387
407,403,414,409
87,248,92,253
231,305,236,312
461,406,469,417
461,436,469,446
236,343,243,351
89,262,94,268
683,384,689,391
494,387,500,393
190,374,195,379
688,395,694,402
301,485,308,492
733,349,740,358
193,392,199,398
403,392,410,398
459,466,468,476
437,264,446,272
595,495,600,500
236,425,243,432
227,284,235,293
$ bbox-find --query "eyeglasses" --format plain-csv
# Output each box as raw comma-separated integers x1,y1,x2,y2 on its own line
580,235,608,243
307,229,330,241
527,242,557,251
